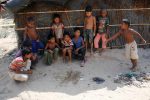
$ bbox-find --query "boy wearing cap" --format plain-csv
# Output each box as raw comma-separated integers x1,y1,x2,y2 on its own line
84,5,96,54
106,19,146,71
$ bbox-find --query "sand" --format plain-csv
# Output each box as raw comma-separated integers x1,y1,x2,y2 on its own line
0,32,150,100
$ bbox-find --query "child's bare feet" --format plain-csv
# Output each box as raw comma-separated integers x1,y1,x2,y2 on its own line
130,66,138,72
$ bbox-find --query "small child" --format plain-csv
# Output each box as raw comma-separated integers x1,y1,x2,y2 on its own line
15,41,38,69
51,14,64,44
94,9,109,53
61,33,73,63
84,5,96,54
72,28,86,67
9,49,33,82
106,19,146,71
44,37,59,65
24,17,44,55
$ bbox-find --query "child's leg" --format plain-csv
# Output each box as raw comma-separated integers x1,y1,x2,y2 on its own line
94,34,101,49
62,48,67,62
89,30,94,54
44,51,53,65
130,59,137,70
130,41,138,71
68,49,72,63
53,48,59,60
78,48,86,61
101,34,107,50
84,30,88,53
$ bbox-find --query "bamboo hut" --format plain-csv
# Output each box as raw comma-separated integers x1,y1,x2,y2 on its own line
1,0,150,48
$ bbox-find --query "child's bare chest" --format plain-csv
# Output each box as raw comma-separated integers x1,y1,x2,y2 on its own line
86,17,93,24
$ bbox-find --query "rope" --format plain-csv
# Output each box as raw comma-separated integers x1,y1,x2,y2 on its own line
107,43,150,49
17,8,150,15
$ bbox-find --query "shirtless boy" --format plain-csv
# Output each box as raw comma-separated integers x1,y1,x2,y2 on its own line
106,19,146,71
24,17,44,55
84,5,96,54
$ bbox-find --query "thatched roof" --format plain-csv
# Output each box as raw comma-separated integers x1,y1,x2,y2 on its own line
1,0,68,13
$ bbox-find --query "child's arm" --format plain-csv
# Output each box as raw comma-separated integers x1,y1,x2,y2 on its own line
107,32,121,42
131,29,146,43
45,43,48,50
24,27,28,40
93,16,96,36
84,17,86,29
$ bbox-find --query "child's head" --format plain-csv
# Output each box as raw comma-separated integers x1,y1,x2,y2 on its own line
53,14,61,24
63,33,71,42
22,49,32,59
22,40,32,50
27,17,35,27
121,19,130,30
100,9,107,17
74,28,81,37
85,5,92,17
48,36,55,43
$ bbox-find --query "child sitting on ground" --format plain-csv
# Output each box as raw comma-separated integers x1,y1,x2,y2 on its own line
61,33,73,63
15,41,38,69
24,17,44,56
106,19,146,71
9,49,33,82
94,9,109,53
44,36,59,65
72,28,86,67
51,14,64,45
84,5,96,54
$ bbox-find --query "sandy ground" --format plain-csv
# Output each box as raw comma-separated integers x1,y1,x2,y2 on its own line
0,32,150,100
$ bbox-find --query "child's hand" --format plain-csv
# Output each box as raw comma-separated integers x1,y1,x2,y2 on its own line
75,48,79,54
142,39,146,44
48,50,53,53
27,70,33,74
105,40,108,45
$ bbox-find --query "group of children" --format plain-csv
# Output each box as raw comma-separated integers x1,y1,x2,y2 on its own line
8,5,146,82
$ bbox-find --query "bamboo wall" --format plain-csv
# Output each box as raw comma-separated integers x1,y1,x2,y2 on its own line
15,0,150,47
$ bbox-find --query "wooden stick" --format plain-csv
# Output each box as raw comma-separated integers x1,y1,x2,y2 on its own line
17,8,150,15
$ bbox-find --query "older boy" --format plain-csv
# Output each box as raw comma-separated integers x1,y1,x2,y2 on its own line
84,5,96,54
24,17,44,55
107,19,146,71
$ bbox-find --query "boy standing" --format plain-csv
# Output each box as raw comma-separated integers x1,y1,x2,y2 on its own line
107,19,146,71
84,5,96,54
24,17,44,55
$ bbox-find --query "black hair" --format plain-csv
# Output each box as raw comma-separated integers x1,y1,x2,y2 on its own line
27,17,34,22
22,49,31,57
52,13,60,20
85,5,92,12
63,31,70,37
48,36,55,40
74,27,80,32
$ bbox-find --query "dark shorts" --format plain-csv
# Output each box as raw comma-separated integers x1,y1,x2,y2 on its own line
84,29,93,43
32,40,44,53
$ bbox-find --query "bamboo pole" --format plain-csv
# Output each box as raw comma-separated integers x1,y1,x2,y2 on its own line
17,8,150,15
13,24,150,31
